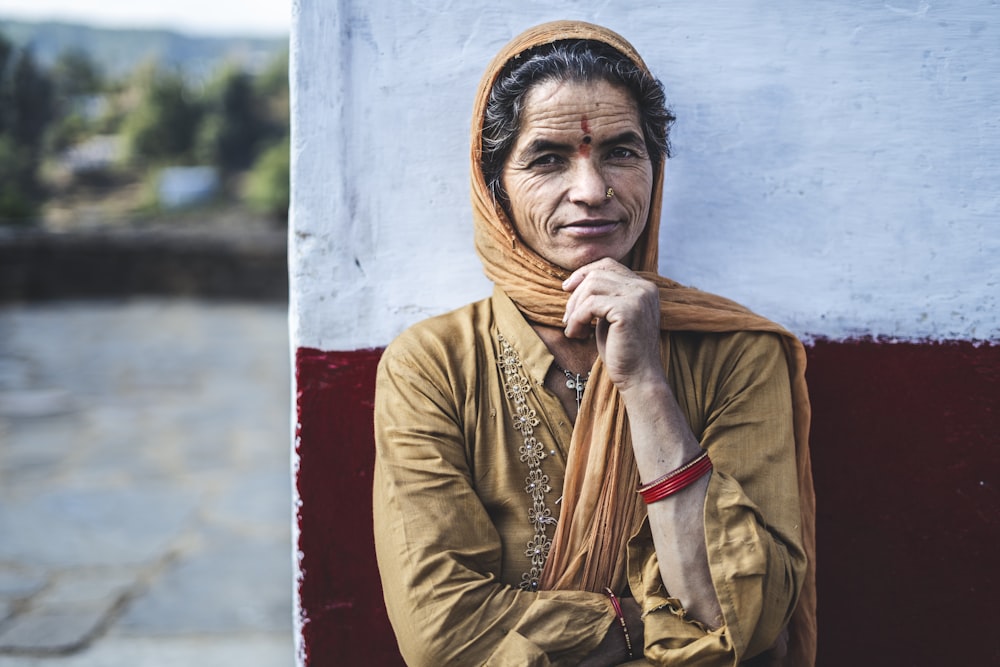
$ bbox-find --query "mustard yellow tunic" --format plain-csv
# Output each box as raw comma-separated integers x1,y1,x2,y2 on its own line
373,289,806,666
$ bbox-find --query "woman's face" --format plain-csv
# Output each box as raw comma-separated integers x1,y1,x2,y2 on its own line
501,78,654,272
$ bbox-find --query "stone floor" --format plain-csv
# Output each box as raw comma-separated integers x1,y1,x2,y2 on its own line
0,300,294,666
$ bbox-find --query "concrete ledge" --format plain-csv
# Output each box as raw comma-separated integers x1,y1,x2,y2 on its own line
0,228,288,302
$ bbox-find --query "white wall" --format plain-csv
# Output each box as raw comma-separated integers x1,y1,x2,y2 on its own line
291,0,1000,349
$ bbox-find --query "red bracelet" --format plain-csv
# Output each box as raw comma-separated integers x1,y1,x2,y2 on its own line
604,587,634,660
637,452,713,504
637,450,709,492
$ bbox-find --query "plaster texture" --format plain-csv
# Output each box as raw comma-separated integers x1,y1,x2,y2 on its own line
291,0,999,349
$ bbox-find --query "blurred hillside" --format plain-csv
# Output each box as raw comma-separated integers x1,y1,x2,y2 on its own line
0,19,285,78
0,19,289,301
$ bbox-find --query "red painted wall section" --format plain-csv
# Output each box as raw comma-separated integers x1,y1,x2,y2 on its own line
294,347,402,667
807,340,999,666
295,341,999,667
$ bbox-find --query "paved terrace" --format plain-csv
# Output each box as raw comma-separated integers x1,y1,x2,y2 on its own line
0,300,294,666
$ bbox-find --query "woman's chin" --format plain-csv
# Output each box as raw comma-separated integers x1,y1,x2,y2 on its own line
556,242,637,272
554,252,626,273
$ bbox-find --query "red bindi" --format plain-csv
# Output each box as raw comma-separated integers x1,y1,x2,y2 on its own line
578,117,592,156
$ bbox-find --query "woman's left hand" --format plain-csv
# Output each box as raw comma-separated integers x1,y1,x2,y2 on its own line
562,258,664,393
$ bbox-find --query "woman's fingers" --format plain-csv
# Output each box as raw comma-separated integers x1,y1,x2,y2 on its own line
562,257,631,293
562,259,663,384
563,259,650,333
564,260,626,322
563,292,609,338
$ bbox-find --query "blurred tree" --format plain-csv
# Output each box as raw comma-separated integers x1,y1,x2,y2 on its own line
46,48,107,151
0,136,37,220
50,48,104,99
0,34,54,221
253,49,289,140
245,135,289,222
196,66,263,172
254,49,288,100
46,105,88,153
9,48,54,151
239,50,289,222
0,36,12,135
122,65,202,164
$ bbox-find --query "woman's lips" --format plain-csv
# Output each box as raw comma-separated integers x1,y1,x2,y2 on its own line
561,219,620,236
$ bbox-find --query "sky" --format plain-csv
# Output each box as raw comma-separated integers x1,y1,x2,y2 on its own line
0,0,290,37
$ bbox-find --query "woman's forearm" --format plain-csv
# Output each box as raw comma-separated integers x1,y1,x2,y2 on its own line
619,377,724,628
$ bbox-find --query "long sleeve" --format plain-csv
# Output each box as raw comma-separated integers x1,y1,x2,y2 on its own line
372,304,615,666
629,331,806,665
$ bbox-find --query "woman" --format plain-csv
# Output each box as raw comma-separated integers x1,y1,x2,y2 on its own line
374,20,816,666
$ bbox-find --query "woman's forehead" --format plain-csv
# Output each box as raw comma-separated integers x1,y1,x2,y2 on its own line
518,79,640,134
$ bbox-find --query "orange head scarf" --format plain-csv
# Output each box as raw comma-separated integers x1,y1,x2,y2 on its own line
470,21,815,665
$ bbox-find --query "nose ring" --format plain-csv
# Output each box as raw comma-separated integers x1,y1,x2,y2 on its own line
605,187,614,199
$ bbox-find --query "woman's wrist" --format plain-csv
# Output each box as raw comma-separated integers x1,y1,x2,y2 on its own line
615,366,670,404
619,374,702,473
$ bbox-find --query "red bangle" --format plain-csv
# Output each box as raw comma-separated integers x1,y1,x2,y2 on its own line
604,587,634,660
638,452,713,504
637,450,709,492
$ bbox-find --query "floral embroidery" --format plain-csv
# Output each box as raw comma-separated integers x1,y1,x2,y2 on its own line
496,332,557,591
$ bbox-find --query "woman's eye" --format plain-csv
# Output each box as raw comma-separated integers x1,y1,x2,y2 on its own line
530,154,563,168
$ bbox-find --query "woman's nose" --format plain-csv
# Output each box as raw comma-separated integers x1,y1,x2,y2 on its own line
567,158,608,207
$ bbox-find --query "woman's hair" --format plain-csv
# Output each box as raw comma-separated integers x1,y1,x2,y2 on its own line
481,39,675,204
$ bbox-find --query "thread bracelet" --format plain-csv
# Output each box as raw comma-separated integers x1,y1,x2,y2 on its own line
637,451,713,504
604,587,634,660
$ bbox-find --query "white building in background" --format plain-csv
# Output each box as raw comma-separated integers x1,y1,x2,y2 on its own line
157,166,219,209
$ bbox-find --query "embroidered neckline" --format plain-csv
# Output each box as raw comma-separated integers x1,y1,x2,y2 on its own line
496,331,557,591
